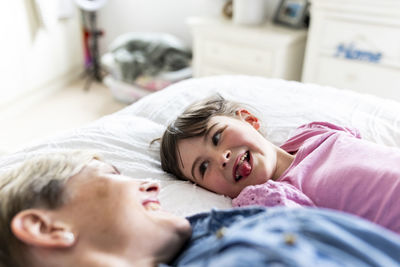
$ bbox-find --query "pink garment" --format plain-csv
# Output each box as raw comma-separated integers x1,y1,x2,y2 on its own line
232,179,315,208
277,121,400,234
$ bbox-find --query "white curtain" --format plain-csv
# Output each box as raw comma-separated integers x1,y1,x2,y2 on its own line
23,0,45,42
0,0,82,108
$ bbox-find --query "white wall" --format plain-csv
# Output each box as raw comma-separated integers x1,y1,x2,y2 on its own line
0,0,83,108
98,0,225,53
98,0,280,54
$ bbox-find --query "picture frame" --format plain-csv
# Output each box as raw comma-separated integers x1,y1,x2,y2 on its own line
274,0,309,28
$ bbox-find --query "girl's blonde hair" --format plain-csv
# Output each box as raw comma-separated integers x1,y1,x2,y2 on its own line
0,150,100,267
160,94,252,181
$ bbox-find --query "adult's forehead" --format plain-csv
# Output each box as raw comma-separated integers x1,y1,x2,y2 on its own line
67,159,103,184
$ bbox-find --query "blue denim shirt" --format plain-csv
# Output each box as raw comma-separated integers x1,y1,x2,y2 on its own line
160,207,400,267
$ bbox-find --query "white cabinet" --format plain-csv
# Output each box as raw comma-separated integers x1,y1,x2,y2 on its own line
187,17,307,81
302,0,400,101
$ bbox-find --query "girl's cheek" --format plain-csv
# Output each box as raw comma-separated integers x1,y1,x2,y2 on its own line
213,175,228,189
207,171,220,185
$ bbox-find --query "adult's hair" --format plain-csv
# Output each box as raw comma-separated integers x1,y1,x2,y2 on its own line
0,150,100,267
160,94,253,181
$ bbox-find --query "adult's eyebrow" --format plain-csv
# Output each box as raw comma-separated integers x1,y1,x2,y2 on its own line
190,123,219,180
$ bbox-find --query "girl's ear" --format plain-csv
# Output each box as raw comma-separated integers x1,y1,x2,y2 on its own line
11,209,76,248
236,109,260,130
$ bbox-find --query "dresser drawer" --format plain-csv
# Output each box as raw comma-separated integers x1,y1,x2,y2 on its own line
319,16,400,68
201,39,273,76
197,65,240,77
315,56,400,99
189,17,307,80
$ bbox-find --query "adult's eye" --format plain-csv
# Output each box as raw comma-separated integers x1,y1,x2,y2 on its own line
199,161,208,177
111,165,121,175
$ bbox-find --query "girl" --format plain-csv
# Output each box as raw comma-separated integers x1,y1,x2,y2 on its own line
159,94,400,234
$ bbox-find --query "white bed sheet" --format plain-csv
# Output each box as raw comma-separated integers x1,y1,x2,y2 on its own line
1,75,400,216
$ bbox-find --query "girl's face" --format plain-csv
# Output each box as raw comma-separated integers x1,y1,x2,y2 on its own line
177,113,280,198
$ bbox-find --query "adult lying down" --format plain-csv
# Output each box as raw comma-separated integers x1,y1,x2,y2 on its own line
1,150,399,267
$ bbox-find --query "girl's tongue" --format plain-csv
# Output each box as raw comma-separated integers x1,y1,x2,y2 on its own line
238,160,251,177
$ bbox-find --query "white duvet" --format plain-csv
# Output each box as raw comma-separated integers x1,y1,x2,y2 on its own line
1,75,400,216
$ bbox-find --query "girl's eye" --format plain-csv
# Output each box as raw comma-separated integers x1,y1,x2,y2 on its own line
199,161,209,177
212,131,221,146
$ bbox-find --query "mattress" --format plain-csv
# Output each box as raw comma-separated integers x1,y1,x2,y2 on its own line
1,75,399,216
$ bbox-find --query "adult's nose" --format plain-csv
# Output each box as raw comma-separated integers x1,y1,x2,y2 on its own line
139,181,160,194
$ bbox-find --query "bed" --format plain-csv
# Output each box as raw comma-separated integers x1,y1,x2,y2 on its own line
1,75,400,216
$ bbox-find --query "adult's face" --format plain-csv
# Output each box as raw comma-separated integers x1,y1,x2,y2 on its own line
59,159,191,263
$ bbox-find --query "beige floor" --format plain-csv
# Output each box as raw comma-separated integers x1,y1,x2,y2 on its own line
0,79,127,155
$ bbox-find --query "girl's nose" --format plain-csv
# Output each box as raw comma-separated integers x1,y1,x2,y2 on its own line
221,150,231,168
139,181,160,194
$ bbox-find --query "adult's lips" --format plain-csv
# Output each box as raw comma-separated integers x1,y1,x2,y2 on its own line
233,151,251,182
143,199,161,211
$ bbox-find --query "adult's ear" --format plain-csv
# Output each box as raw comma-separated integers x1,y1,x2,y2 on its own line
236,109,260,130
11,209,76,248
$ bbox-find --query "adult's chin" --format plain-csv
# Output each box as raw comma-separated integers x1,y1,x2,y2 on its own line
170,214,192,239
159,217,192,263
176,217,192,238
155,210,192,238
